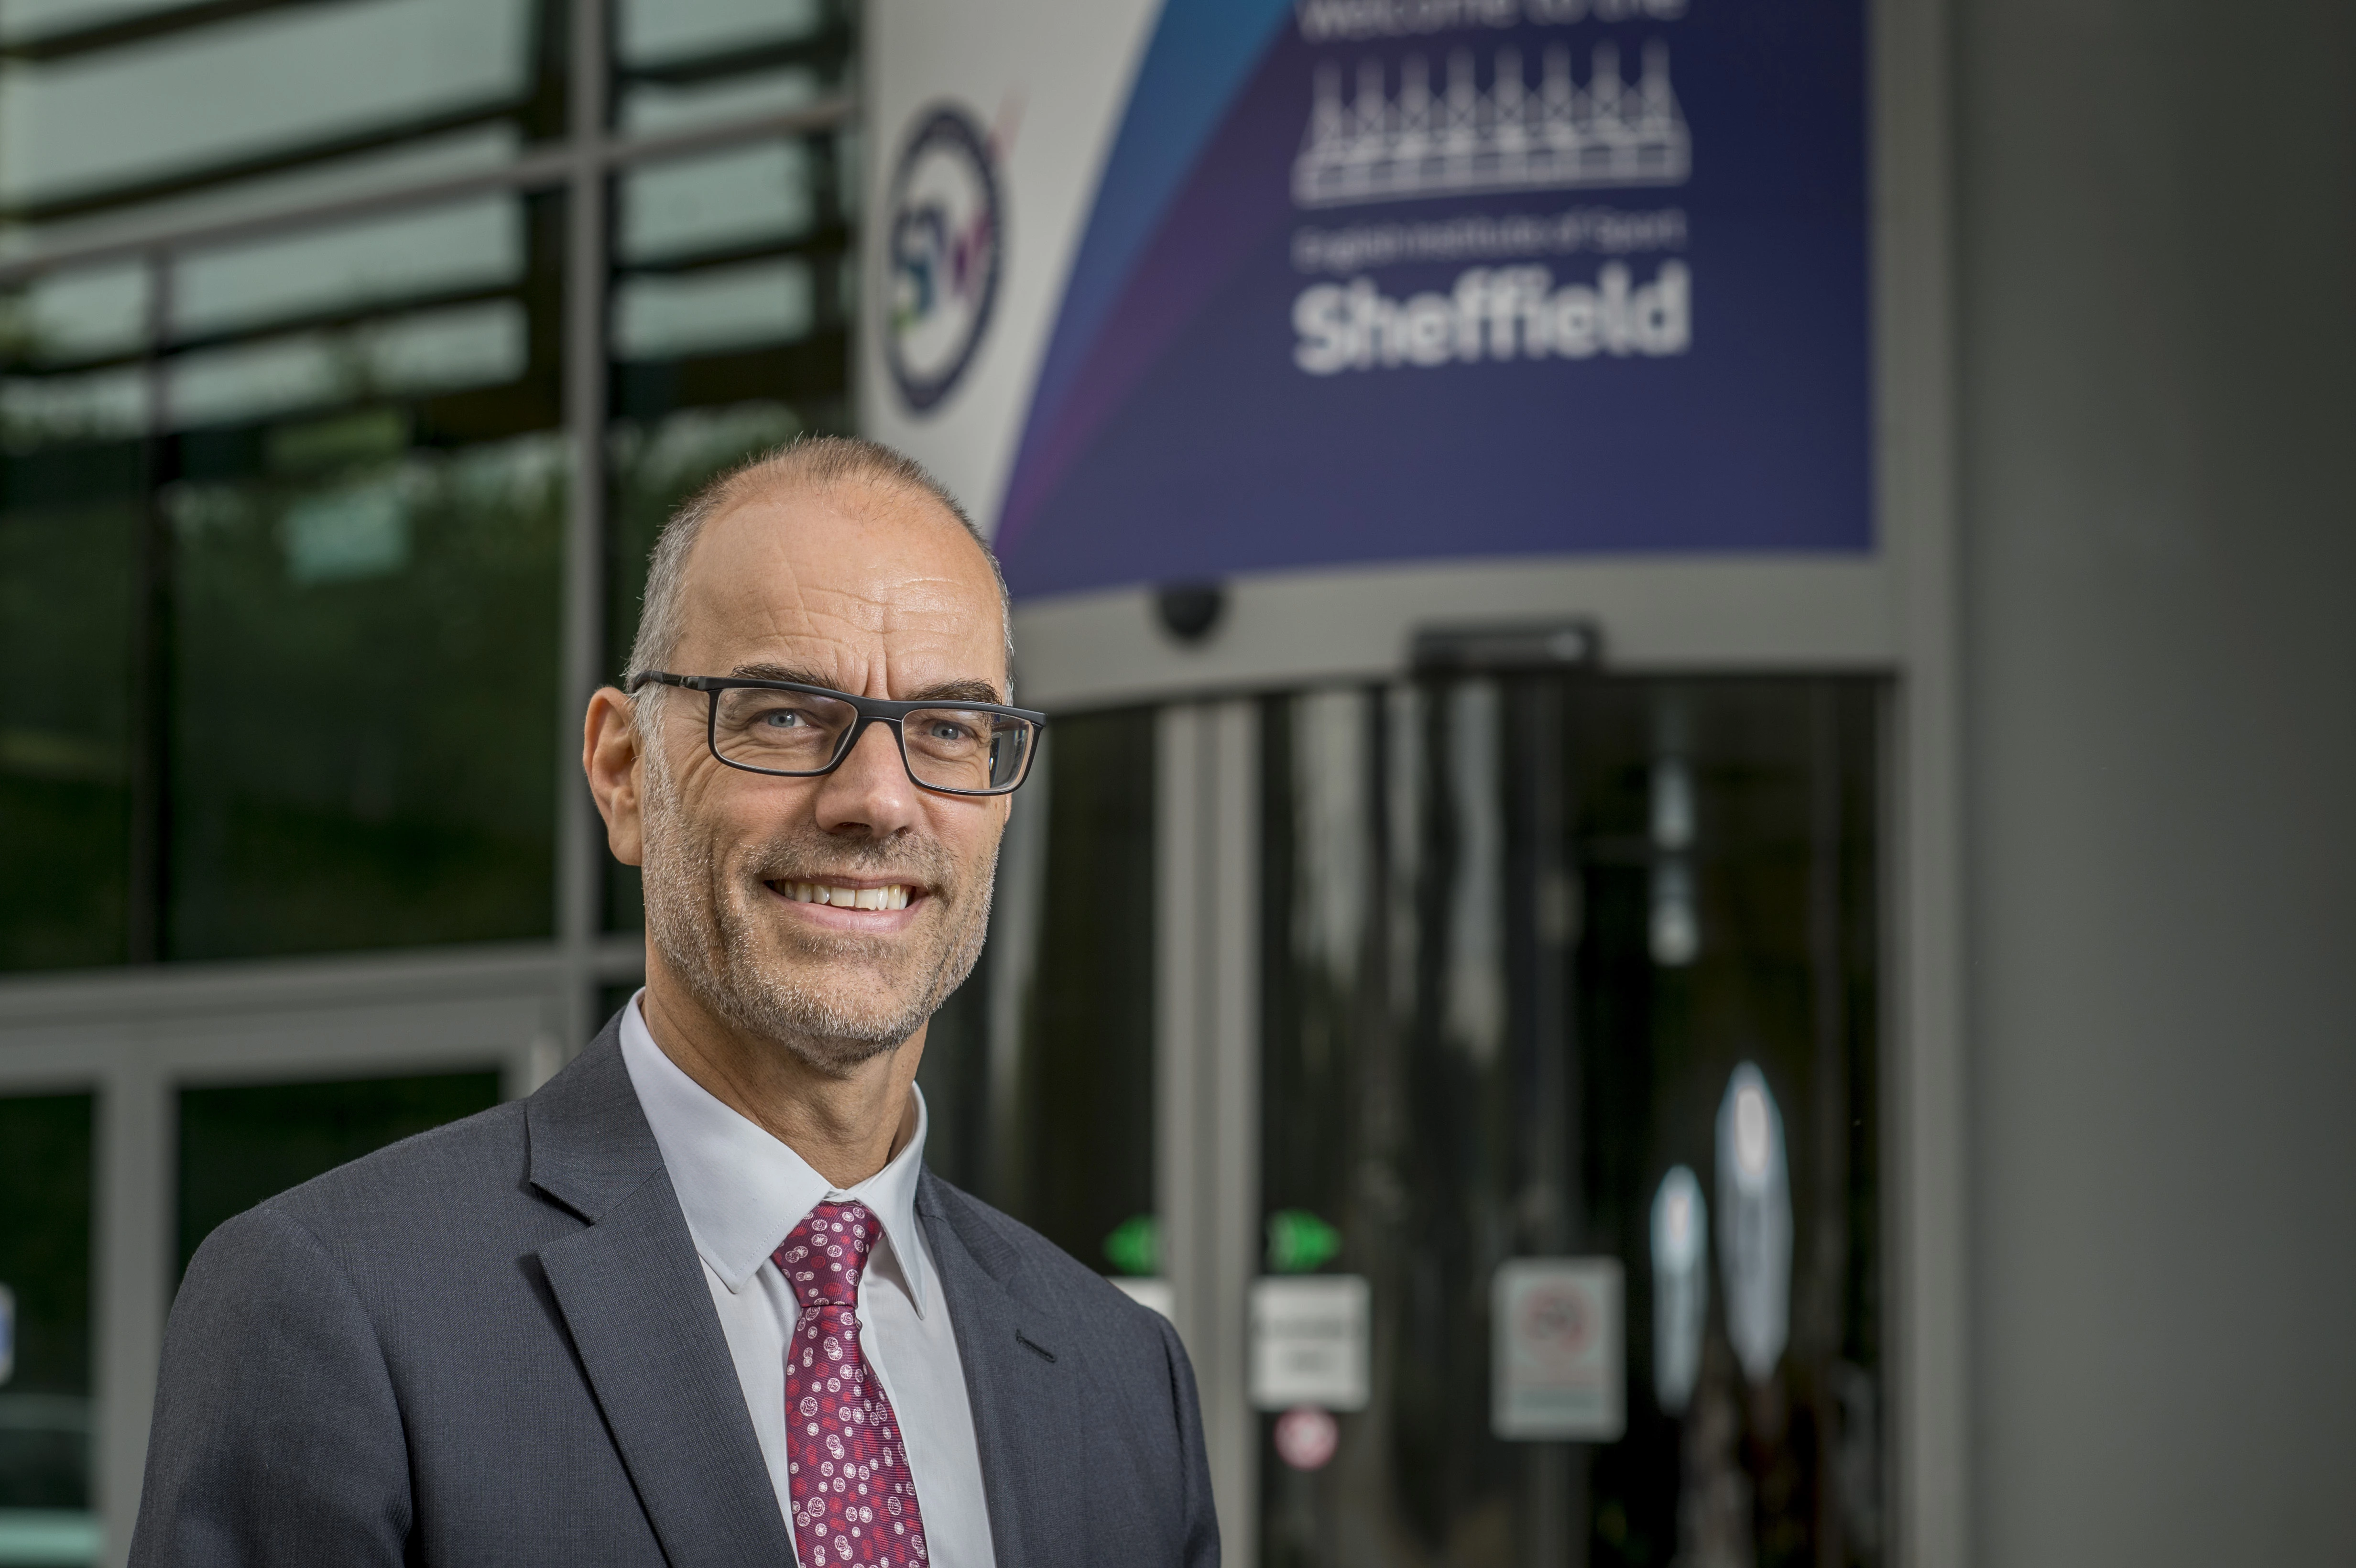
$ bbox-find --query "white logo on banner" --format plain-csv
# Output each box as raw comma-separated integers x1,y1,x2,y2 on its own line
1294,42,1690,210
885,105,1003,414
1293,260,1688,372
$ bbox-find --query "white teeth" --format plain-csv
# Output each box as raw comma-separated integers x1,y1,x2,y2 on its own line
783,881,911,909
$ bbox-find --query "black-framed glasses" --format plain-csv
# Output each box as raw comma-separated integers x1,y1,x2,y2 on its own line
627,672,1046,796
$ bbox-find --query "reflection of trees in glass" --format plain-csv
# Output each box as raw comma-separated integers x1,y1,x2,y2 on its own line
0,270,147,969
0,1093,96,1513
0,446,140,969
0,281,146,450
165,429,566,959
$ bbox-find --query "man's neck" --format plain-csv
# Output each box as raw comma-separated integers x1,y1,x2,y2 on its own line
637,970,923,1189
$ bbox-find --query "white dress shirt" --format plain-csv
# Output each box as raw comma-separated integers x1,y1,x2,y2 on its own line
618,996,998,1568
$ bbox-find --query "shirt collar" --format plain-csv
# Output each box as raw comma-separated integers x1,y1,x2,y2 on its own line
616,992,934,1317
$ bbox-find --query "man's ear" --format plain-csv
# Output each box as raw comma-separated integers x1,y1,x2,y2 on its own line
583,687,645,866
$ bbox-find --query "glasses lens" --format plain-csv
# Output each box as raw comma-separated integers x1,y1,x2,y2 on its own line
711,686,858,773
904,708,1035,793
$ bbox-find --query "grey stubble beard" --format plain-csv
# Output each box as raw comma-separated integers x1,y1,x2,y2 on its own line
636,733,995,1076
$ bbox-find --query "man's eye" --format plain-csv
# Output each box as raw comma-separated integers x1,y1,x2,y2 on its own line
758,708,808,729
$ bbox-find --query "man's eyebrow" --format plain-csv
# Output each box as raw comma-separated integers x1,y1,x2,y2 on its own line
902,678,1007,706
725,663,1006,705
728,661,835,686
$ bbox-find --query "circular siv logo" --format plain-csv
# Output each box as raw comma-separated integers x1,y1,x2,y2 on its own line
885,104,1003,414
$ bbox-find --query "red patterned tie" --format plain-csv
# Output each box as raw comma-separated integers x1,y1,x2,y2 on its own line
773,1200,931,1566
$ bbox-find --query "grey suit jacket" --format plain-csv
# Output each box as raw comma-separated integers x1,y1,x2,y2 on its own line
129,1021,1218,1568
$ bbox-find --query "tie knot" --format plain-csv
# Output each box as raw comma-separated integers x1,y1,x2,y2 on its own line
772,1200,877,1308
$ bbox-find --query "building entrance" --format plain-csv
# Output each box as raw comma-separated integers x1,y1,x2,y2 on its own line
967,675,1887,1568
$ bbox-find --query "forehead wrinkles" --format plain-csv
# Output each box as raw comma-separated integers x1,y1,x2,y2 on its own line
751,575,976,635
694,504,985,619
696,554,996,686
736,583,984,689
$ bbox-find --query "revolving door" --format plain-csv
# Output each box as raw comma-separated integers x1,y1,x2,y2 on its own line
932,674,1885,1568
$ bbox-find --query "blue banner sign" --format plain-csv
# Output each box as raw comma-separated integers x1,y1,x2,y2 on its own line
878,0,1872,601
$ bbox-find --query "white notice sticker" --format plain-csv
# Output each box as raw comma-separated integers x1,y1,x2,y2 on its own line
1492,1258,1624,1440
1249,1275,1370,1411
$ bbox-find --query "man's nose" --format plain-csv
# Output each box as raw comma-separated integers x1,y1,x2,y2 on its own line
811,719,920,838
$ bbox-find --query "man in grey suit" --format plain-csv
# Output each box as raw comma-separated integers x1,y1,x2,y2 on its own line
131,438,1218,1568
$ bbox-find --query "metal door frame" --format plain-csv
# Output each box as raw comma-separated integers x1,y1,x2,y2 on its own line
1154,700,1262,1561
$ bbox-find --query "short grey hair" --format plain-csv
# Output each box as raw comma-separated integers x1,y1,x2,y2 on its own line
624,435,1014,712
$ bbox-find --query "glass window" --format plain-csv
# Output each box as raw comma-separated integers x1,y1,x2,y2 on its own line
0,261,146,361
617,0,838,72
0,0,558,251
3,207,569,972
620,142,821,265
173,197,523,340
1,2,176,38
0,1092,97,1562
165,425,566,958
613,257,813,361
612,0,851,145
3,0,868,980
176,1071,502,1281
1259,678,1883,1568
156,193,566,961
0,256,146,970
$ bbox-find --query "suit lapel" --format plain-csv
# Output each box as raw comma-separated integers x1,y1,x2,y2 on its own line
527,1033,794,1568
919,1171,1082,1566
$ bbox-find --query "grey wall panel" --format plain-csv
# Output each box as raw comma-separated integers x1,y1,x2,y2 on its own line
1956,1,2356,1562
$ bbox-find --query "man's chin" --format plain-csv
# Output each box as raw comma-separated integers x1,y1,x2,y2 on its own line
728,959,934,1048
742,932,923,998
768,924,916,965
769,1025,905,1077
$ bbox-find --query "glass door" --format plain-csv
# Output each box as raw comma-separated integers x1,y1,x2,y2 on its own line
1257,675,1884,1568
0,1093,97,1567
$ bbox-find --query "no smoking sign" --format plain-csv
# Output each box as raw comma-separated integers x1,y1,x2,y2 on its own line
1492,1258,1625,1441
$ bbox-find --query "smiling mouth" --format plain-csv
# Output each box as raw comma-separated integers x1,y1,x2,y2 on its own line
770,880,916,912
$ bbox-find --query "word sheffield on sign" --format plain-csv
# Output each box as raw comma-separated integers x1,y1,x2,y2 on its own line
1294,260,1690,371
